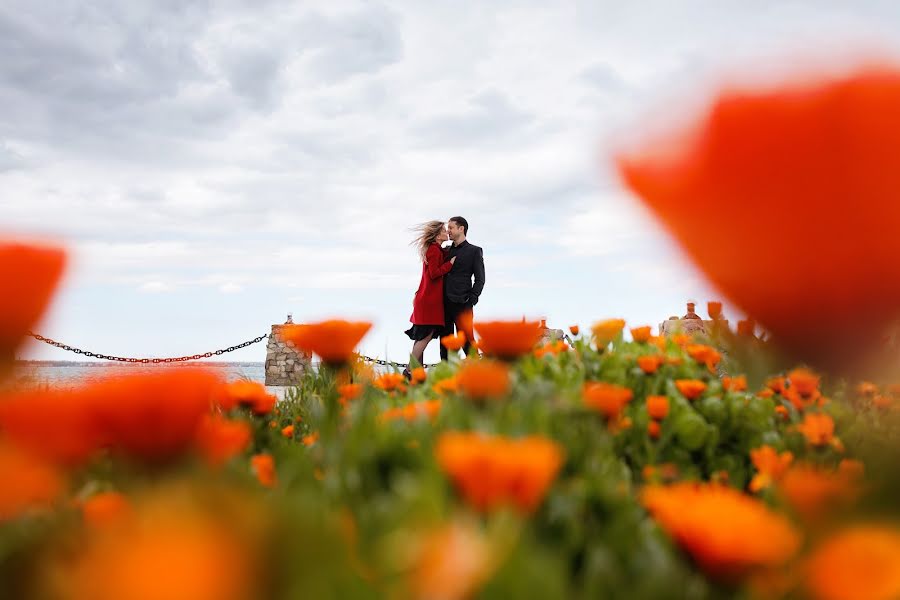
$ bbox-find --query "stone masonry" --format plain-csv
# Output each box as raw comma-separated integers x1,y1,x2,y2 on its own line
264,320,312,386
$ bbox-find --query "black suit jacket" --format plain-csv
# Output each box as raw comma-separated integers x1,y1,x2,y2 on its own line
444,240,485,305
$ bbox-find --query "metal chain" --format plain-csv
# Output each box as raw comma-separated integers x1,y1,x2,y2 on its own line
26,332,269,364
359,355,438,369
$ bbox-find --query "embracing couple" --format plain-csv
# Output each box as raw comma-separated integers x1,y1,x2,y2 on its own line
404,216,485,375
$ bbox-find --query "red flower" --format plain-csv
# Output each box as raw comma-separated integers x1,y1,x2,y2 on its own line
617,66,900,373
0,242,66,360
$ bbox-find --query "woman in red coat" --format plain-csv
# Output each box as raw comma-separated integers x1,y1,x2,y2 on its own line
405,220,455,375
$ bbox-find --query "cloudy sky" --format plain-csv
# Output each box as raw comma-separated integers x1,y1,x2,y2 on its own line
4,0,899,364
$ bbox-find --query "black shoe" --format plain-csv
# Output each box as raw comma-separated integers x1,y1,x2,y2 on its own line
402,368,412,381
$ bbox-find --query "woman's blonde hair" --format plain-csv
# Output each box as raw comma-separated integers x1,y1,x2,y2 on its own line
410,220,445,261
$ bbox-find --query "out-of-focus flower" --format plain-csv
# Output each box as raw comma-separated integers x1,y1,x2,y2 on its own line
687,344,721,370
675,379,707,400
630,326,652,343
0,241,66,361
0,441,65,522
441,332,467,352
409,520,495,600
708,302,723,320
583,382,634,420
374,373,407,392
617,67,900,373
778,464,861,524
722,375,748,392
251,454,276,488
381,400,442,423
474,320,543,360
302,431,319,447
804,524,900,600
338,383,364,406
435,432,563,514
788,368,820,396
797,413,835,446
569,325,580,336
646,395,670,420
280,425,294,438
749,446,793,492
282,320,372,366
642,482,801,580
194,415,251,468
592,319,626,347
432,376,459,396
458,360,510,400
215,380,276,414
638,354,664,374
411,367,427,384
648,420,661,439
81,492,131,528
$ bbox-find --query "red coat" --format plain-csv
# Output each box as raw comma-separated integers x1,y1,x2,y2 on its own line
410,243,453,325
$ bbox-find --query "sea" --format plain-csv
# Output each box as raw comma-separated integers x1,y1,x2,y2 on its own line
10,361,292,396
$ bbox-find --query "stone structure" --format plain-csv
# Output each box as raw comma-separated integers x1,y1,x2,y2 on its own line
659,302,728,337
265,316,312,386
538,318,566,345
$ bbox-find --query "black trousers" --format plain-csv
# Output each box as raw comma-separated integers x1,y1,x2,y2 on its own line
440,299,474,360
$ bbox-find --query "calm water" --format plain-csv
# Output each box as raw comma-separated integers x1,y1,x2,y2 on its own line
10,361,294,396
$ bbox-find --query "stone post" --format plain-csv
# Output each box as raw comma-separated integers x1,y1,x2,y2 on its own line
264,318,312,386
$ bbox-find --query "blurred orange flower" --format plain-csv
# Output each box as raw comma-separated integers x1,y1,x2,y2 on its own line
671,334,692,347
569,325,580,336
687,344,721,370
338,383,364,406
436,432,563,514
749,446,794,492
374,372,406,392
302,431,319,447
381,400,442,423
805,524,900,600
617,67,900,373
215,380,275,414
788,368,820,396
0,441,65,522
411,367,427,384
280,425,294,438
722,375,748,392
630,326,652,343
797,413,835,446
474,320,543,359
778,464,862,524
194,415,251,468
432,376,459,396
766,376,786,395
441,332,467,352
642,483,801,580
250,454,276,487
648,420,661,439
81,492,131,528
592,318,626,346
458,360,510,400
282,320,372,365
0,242,66,360
646,395,670,420
410,520,494,600
707,302,723,320
638,354,664,374
774,405,790,420
675,379,707,400
583,382,634,420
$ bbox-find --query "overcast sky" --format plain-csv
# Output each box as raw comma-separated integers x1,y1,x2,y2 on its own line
4,0,900,364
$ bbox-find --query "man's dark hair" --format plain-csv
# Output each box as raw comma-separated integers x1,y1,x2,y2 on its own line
449,216,468,235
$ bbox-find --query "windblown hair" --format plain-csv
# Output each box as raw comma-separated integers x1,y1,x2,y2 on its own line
410,220,445,262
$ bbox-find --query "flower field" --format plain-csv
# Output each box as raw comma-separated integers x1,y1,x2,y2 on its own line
4,65,900,600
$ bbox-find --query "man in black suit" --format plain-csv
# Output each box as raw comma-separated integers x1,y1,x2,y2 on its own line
440,216,485,360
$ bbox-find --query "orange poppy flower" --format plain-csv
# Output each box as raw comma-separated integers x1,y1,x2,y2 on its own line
411,367,427,384
282,320,372,366
380,400,442,423
250,454,276,487
215,380,274,413
707,302,723,320
789,368,820,397
785,387,821,412
766,377,786,395
775,405,790,420
583,382,634,419
435,432,563,514
686,344,721,370
280,425,294,438
0,242,67,360
675,379,707,400
722,375,747,392
797,413,835,446
458,360,510,400
569,325,580,336
410,520,494,600
838,459,865,480
474,320,543,359
592,318,626,347
646,395,670,420
374,372,406,392
856,382,878,397
638,354,664,374
194,415,251,468
648,420,661,439
805,524,900,600
338,383,363,406
749,446,794,492
642,483,801,580
736,320,756,337
441,331,467,352
671,334,692,347
778,464,861,524
81,492,131,528
302,431,319,446
758,389,775,399
432,376,459,396
630,326,652,343
0,441,65,522
617,67,900,373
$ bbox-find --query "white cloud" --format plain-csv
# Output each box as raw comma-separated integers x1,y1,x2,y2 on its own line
138,281,173,293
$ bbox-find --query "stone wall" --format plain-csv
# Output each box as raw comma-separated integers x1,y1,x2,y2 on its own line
264,323,312,386
659,319,729,336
